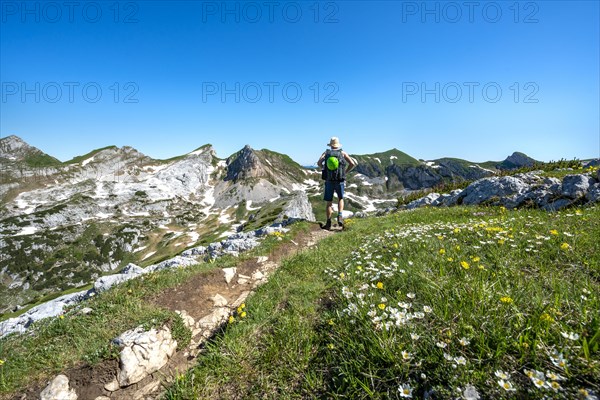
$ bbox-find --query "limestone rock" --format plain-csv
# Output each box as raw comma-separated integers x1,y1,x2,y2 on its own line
104,379,120,392
94,264,143,293
406,193,440,209
461,176,529,206
562,174,594,198
251,270,265,281
175,310,195,330
222,267,237,284
280,191,315,222
114,325,177,387
40,374,77,400
586,183,600,203
211,294,228,307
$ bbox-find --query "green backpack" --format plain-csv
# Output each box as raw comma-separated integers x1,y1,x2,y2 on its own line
322,149,346,181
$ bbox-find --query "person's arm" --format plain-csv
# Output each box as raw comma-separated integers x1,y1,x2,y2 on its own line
317,152,326,169
343,151,357,173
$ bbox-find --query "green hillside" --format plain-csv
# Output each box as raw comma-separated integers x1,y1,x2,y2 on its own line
63,146,118,165
352,148,421,169
22,152,62,168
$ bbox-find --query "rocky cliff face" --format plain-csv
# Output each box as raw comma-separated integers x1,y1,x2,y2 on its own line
225,145,267,182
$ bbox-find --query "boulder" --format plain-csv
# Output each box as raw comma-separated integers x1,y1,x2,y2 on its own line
561,174,594,199
461,176,529,205
222,238,259,254
504,188,555,209
40,374,77,400
114,326,177,387
146,255,198,273
436,189,464,207
0,290,91,339
280,191,315,222
406,193,440,209
222,268,237,284
514,171,543,184
93,264,145,293
586,183,600,203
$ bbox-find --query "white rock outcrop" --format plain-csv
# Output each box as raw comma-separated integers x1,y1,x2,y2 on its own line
113,325,177,387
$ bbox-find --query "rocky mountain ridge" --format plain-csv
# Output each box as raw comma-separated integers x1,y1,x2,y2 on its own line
0,136,317,313
0,135,573,314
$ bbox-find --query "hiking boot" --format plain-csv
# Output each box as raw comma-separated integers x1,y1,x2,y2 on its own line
337,215,344,228
323,219,332,230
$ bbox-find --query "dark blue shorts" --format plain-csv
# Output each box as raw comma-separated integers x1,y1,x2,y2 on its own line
324,181,345,201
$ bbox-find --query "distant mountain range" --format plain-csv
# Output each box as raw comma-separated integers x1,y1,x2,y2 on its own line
0,134,539,314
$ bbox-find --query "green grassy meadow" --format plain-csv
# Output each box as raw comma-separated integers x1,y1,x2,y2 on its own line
165,205,599,399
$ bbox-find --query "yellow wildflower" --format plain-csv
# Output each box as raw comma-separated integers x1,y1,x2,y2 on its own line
240,311,247,318
549,229,559,235
0,359,4,366
560,243,570,251
472,256,480,262
378,303,386,310
439,249,446,255
447,257,454,262
500,296,513,304
460,261,470,270
540,313,554,323
376,282,384,289
228,315,235,324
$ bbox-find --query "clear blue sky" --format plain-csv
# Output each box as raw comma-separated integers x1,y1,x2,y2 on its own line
1,0,599,165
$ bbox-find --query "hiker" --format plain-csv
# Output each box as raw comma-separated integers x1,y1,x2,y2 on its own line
318,137,357,230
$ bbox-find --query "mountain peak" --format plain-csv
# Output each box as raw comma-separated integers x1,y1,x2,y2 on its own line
0,135,31,154
225,145,264,182
0,135,61,167
497,152,537,170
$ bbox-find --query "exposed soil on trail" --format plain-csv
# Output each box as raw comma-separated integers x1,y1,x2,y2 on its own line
8,223,333,400
151,224,331,319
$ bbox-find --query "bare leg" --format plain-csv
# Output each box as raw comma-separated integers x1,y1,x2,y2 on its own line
338,199,344,216
326,201,333,220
